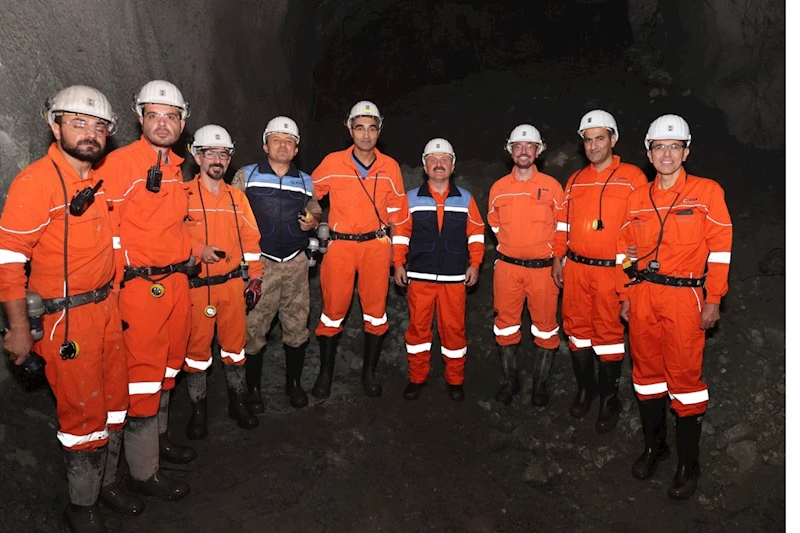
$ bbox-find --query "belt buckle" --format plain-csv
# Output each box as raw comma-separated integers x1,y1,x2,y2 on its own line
375,227,387,239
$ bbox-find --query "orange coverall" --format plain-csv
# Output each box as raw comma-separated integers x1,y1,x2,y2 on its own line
0,144,128,450
392,185,485,385
98,136,193,417
312,146,405,337
554,155,648,361
616,169,732,417
488,167,564,350
183,177,264,372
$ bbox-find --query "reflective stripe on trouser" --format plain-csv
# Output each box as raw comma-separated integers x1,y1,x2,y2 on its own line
120,274,190,417
185,277,247,372
36,294,129,451
562,260,625,361
405,281,467,385
315,238,391,337
493,260,560,349
246,253,310,353
628,282,709,417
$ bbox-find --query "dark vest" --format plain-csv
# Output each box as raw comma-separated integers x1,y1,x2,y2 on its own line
243,159,313,261
406,183,471,283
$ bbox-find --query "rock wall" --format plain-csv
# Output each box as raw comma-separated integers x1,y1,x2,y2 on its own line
627,0,784,149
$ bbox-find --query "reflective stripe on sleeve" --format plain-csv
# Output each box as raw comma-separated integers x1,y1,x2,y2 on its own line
393,236,410,246
0,250,28,264
468,234,485,244
707,251,731,264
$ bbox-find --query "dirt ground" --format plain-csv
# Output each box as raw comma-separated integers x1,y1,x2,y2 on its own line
0,51,785,532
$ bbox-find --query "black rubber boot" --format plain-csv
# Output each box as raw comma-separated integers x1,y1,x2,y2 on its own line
158,432,197,464
186,371,208,440
157,391,197,464
668,413,704,500
569,349,597,418
531,347,556,406
448,384,465,402
62,447,107,533
99,430,144,516
631,396,670,480
362,333,384,396
245,352,265,414
312,334,340,399
403,382,426,400
495,343,520,405
227,387,259,429
595,359,623,433
125,416,190,502
284,344,309,408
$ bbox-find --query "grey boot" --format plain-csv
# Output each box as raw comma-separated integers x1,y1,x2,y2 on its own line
126,416,190,501
157,391,196,464
495,343,520,405
186,372,208,440
62,447,107,532
531,347,556,406
99,430,144,515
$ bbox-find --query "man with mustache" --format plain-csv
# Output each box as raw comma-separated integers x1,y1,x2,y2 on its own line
617,114,732,500
551,110,647,433
231,116,321,411
310,101,405,398
182,125,264,438
98,80,197,502
0,85,133,531
392,139,485,401
488,124,564,407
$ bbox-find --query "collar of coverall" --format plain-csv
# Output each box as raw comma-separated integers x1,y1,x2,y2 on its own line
590,154,621,174
193,173,230,196
655,167,688,192
258,157,300,178
47,142,96,184
417,180,461,198
510,165,539,182
135,135,184,167
343,144,387,173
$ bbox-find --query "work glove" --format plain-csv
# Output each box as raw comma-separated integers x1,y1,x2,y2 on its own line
244,279,262,313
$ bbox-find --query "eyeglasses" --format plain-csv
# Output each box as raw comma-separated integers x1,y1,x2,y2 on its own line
60,116,112,135
201,150,232,161
352,125,379,134
144,111,180,123
650,143,686,153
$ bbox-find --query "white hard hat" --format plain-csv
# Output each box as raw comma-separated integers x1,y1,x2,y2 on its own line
645,114,691,149
505,124,546,154
190,125,235,155
133,80,190,119
263,116,300,144
578,109,619,140
346,100,383,129
43,85,117,135
422,138,456,165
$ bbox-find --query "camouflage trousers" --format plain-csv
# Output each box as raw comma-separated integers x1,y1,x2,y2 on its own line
245,252,310,354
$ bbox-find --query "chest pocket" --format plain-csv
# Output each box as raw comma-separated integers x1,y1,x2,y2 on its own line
68,209,106,252
671,208,704,244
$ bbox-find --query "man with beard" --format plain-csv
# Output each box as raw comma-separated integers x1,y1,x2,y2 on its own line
310,101,405,399
231,116,321,411
392,138,485,401
0,85,135,531
552,110,647,432
488,124,564,407
618,114,732,500
182,125,264,438
98,80,196,501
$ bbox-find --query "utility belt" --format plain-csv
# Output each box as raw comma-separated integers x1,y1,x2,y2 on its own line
566,249,616,268
497,252,553,269
42,281,113,315
330,227,388,242
189,266,243,289
122,259,194,298
623,262,705,288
